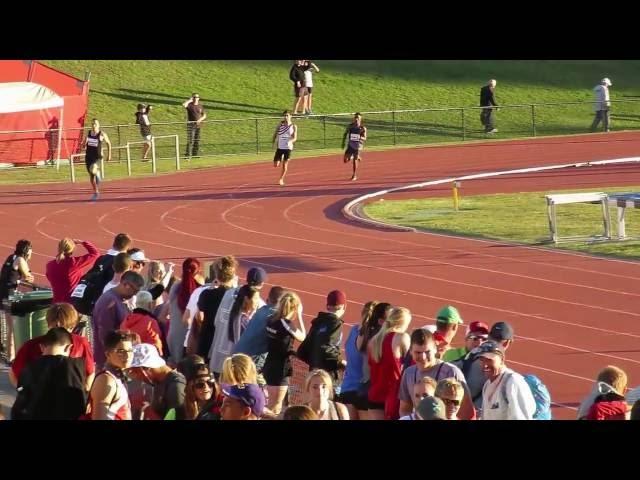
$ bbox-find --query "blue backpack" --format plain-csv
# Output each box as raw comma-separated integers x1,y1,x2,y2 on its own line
523,374,552,420
501,373,552,420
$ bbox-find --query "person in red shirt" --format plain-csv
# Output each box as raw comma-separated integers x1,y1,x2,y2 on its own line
46,238,99,303
9,302,95,391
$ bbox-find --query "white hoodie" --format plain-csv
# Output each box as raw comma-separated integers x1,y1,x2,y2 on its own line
481,367,536,420
593,84,610,111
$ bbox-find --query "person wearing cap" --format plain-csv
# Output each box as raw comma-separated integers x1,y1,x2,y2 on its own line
135,103,152,159
479,79,499,134
296,289,347,384
121,290,164,356
398,328,474,420
207,266,267,376
415,395,447,420
165,363,221,420
435,305,463,347
127,343,187,420
196,255,239,360
442,320,489,363
591,77,612,132
488,321,514,351
182,93,207,158
127,248,150,275
220,383,266,420
477,341,535,420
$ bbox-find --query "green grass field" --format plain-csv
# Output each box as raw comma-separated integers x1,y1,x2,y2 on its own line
3,60,640,185
363,187,640,259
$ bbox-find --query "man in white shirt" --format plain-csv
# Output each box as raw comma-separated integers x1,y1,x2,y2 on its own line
591,77,612,132
478,341,536,420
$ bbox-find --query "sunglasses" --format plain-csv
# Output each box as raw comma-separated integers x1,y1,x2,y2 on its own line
468,335,488,341
441,398,461,407
114,348,134,355
194,380,215,390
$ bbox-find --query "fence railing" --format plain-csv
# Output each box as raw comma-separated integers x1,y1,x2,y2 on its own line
2,99,640,176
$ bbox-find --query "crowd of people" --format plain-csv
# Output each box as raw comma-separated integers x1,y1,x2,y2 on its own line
1,234,639,421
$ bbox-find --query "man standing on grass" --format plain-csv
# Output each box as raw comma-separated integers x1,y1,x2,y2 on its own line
182,93,207,158
591,78,612,132
480,79,498,134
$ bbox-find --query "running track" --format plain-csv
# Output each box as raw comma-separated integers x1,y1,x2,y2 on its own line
3,132,640,420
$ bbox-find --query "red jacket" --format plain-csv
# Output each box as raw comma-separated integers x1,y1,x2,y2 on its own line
45,241,100,303
586,399,629,420
121,309,164,356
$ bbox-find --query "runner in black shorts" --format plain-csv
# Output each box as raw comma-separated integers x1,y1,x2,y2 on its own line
342,112,367,181
272,111,298,186
83,119,112,202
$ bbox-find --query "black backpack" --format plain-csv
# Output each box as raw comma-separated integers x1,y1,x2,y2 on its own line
454,348,483,402
0,254,17,300
70,254,115,315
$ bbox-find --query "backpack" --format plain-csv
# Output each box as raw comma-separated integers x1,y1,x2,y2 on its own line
500,372,552,420
70,254,115,315
0,254,17,300
454,349,483,402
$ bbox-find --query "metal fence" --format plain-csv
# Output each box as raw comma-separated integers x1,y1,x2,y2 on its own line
2,99,640,175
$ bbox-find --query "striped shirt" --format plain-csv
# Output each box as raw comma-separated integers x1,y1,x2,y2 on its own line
277,122,296,150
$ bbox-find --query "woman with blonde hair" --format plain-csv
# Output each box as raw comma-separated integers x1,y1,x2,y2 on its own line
262,291,306,414
367,307,412,420
220,353,259,385
46,238,99,304
435,377,465,420
338,301,378,420
304,369,349,420
145,260,175,308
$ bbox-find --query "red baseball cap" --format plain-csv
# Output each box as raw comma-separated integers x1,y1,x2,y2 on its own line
466,321,489,338
327,290,347,307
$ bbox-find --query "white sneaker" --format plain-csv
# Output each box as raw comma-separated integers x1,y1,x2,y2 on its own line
488,128,498,134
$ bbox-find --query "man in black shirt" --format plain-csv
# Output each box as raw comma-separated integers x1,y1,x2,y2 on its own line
479,79,498,134
182,93,207,158
289,60,306,115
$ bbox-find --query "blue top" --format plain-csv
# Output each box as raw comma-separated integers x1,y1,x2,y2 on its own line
341,325,365,394
232,304,275,356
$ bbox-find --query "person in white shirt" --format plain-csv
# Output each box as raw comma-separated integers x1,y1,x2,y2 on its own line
271,111,298,186
477,341,536,420
302,60,320,115
591,77,612,132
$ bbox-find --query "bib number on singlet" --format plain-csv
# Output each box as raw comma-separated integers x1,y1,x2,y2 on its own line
350,133,361,142
71,284,86,299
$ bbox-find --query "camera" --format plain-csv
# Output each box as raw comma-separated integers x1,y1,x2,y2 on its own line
145,105,153,114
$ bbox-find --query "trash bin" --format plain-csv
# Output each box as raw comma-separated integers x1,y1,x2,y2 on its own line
4,289,53,351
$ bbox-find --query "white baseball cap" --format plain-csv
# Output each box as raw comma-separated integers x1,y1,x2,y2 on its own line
131,343,165,368
130,250,149,262
602,78,612,86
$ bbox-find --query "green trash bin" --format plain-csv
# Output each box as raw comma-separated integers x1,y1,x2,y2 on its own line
6,289,53,351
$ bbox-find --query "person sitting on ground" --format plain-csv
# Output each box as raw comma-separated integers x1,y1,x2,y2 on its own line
127,343,187,420
165,363,220,420
10,302,95,391
399,376,437,420
282,405,319,420
435,377,465,420
46,237,100,303
303,369,350,420
220,383,265,421
88,330,136,420
121,291,164,356
12,327,87,420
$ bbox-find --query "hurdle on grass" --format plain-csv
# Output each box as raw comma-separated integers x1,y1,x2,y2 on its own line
127,135,180,174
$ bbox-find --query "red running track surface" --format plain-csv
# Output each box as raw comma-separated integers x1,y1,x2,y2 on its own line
3,131,640,419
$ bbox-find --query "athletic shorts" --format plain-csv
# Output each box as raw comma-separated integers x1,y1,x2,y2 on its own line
338,390,369,411
345,146,361,158
274,149,292,162
141,133,152,141
85,158,100,175
294,86,307,98
306,86,313,94
367,399,385,410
